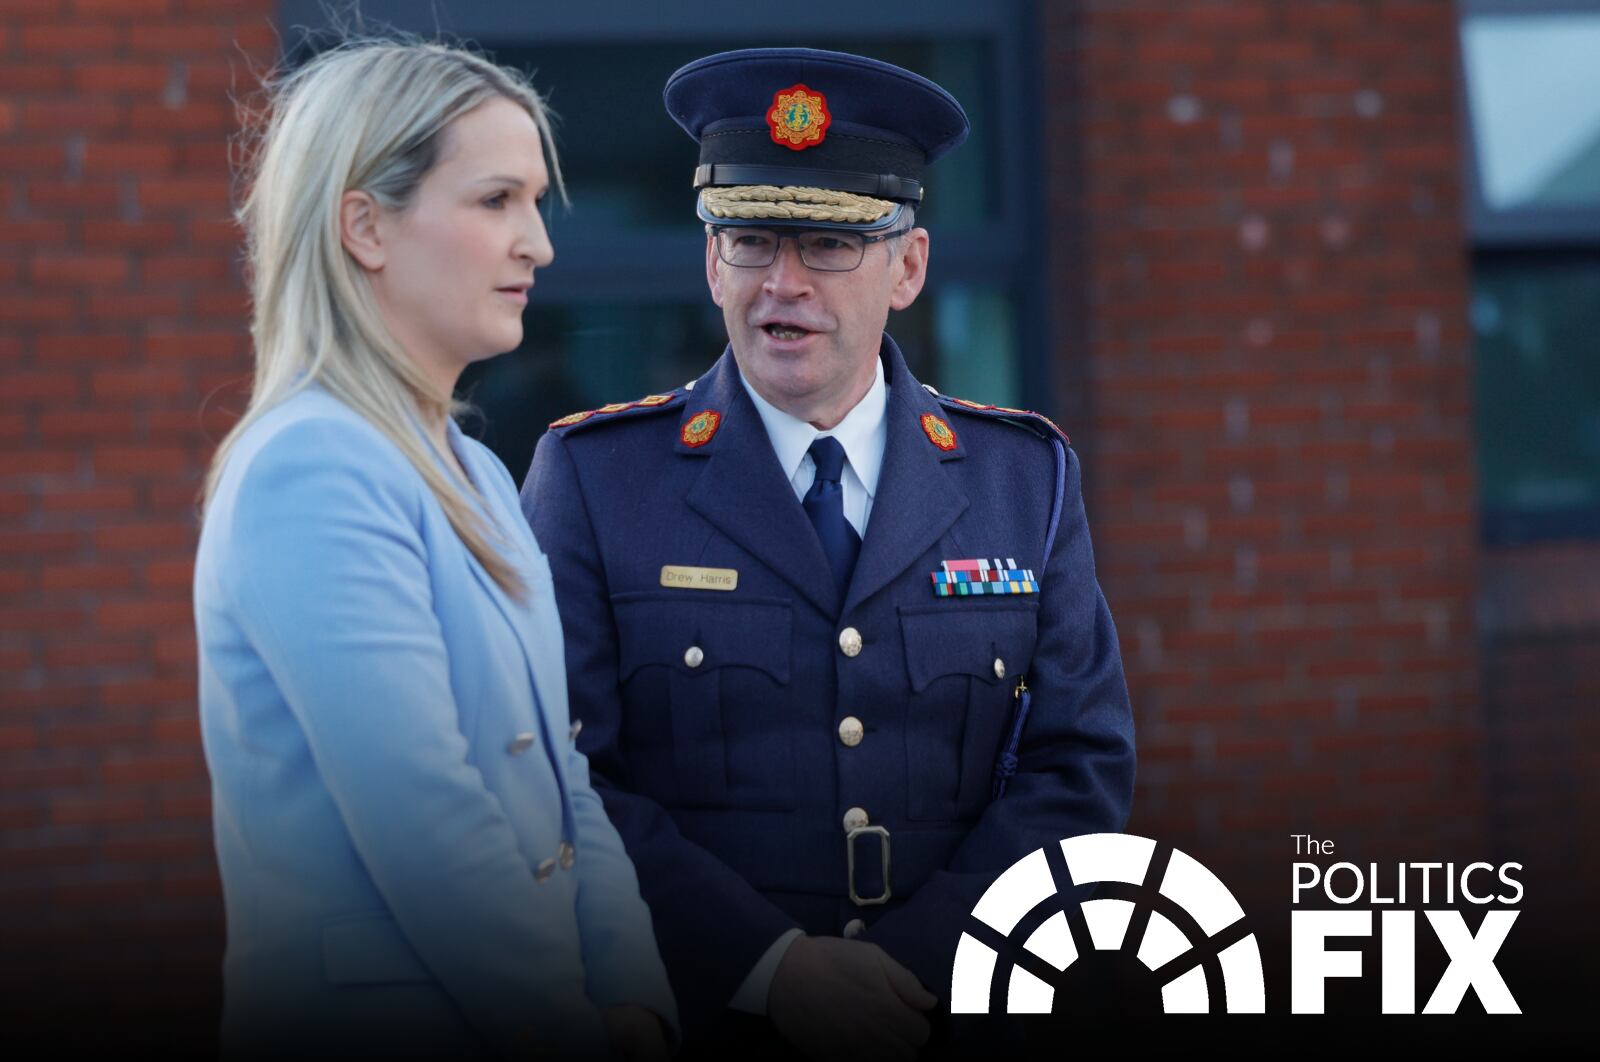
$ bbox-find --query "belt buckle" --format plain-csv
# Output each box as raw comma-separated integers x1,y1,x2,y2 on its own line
846,825,891,906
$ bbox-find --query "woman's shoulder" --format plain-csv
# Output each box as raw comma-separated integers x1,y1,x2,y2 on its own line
212,388,423,518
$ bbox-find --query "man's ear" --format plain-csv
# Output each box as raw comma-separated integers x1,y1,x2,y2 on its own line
705,230,724,307
340,190,386,271
888,228,929,311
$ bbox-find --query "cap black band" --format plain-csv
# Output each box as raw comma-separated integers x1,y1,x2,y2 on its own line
693,164,923,203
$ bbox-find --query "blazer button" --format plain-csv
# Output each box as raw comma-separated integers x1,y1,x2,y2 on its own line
842,806,868,832
506,732,536,755
994,657,1006,680
837,716,864,748
684,645,704,668
838,627,863,657
843,918,866,939
558,842,576,870
568,719,583,742
534,857,556,883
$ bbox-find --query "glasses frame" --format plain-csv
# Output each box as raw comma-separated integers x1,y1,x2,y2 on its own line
711,225,913,272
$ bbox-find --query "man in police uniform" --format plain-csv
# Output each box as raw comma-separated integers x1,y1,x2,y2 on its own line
521,48,1135,1057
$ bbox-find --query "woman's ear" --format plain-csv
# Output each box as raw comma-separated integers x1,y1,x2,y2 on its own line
340,190,386,271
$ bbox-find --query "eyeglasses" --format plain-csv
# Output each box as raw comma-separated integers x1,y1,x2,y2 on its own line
713,226,911,272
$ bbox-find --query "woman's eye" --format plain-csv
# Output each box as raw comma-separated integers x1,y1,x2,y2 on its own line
484,192,508,209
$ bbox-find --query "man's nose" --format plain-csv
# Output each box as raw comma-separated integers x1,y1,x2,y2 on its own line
763,236,812,295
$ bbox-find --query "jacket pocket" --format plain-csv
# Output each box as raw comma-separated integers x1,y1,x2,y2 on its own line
899,602,1039,819
322,913,431,986
613,592,795,810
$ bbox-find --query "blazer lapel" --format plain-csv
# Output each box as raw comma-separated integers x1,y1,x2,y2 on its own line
450,424,574,803
843,335,969,614
682,351,841,617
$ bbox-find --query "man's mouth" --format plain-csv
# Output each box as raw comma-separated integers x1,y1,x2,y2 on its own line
763,323,812,340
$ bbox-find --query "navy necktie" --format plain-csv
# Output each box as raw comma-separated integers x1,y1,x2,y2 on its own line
803,436,861,602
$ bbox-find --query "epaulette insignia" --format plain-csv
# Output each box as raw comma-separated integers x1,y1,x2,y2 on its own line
681,409,721,448
550,410,594,428
547,390,685,431
935,393,1070,445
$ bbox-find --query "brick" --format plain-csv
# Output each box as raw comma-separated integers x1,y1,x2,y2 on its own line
136,178,233,212
90,370,187,400
71,0,175,15
44,641,144,669
93,445,191,475
87,293,184,320
30,254,130,287
79,221,182,252
127,103,230,136
101,750,201,785
20,100,123,133
144,257,235,284
40,565,136,592
0,530,84,557
39,486,139,513
81,140,177,174
73,62,171,93
20,22,118,53
92,522,190,552
35,334,135,361
0,297,77,325
95,599,192,633
49,797,149,827
143,559,193,588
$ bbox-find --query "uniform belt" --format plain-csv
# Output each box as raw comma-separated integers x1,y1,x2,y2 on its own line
674,811,967,897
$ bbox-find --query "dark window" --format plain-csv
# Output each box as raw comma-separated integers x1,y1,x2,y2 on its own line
1460,0,1600,544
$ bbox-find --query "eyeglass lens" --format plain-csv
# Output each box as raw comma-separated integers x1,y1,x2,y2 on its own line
717,228,867,271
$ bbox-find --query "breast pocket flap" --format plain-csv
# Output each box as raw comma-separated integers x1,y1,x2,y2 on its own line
613,593,792,684
900,602,1040,693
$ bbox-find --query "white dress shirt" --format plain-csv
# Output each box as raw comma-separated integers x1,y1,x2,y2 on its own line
727,357,889,1014
740,356,887,538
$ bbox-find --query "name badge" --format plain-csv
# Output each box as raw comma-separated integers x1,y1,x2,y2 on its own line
660,565,739,592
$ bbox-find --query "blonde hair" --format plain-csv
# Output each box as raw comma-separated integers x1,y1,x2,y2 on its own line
209,39,564,600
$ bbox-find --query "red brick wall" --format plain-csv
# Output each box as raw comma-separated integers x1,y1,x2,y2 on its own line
1046,0,1482,912
1,0,273,1047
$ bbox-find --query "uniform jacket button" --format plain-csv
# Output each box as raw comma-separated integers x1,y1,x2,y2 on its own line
534,858,556,883
684,645,704,668
842,806,869,832
838,716,864,747
838,627,863,657
843,918,866,939
558,842,576,870
506,732,536,755
994,657,1006,680
568,719,583,742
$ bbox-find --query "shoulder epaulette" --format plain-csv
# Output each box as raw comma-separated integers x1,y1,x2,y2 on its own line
547,388,687,434
927,385,1070,445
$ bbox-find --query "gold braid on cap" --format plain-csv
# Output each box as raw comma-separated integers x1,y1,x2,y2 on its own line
700,184,897,224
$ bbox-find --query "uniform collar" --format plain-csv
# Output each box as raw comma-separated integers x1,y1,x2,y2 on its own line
739,355,887,498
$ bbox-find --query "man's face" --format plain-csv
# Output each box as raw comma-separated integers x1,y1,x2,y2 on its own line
706,222,929,425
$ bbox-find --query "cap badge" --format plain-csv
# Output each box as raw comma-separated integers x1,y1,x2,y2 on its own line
681,410,722,448
920,413,958,451
767,84,831,151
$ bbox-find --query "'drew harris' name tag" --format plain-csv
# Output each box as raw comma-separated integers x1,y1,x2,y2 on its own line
660,565,739,592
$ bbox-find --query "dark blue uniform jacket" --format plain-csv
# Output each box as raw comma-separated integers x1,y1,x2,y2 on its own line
520,335,1134,1035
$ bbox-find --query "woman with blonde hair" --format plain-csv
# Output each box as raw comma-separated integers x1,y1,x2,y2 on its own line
194,40,675,1059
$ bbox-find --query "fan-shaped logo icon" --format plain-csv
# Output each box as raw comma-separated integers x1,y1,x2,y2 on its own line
951,833,1266,1014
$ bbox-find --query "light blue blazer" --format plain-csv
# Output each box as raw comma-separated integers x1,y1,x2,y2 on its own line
194,387,676,1059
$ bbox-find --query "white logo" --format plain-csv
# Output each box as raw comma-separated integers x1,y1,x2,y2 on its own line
951,833,1266,1014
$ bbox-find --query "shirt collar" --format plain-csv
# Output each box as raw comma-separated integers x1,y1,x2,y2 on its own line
741,355,888,499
